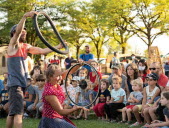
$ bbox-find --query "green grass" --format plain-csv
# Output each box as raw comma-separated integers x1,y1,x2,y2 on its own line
0,115,141,128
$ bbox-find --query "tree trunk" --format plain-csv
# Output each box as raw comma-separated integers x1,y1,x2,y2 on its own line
76,46,80,60
122,46,126,54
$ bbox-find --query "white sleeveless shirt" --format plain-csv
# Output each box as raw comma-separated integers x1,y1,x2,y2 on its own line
146,86,158,103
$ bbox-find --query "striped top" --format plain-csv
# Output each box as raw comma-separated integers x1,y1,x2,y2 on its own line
7,43,32,88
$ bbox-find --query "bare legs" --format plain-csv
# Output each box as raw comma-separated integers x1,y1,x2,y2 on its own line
6,115,23,128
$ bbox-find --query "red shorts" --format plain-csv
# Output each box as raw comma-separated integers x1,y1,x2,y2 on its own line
126,105,135,109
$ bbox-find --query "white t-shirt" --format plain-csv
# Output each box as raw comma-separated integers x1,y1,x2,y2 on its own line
111,88,126,104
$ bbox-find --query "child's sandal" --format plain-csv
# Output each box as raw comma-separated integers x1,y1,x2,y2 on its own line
76,115,81,119
84,118,88,120
119,120,126,123
125,121,132,124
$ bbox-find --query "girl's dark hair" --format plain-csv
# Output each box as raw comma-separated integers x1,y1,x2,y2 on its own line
30,66,42,77
101,79,109,88
36,74,45,81
162,91,169,100
138,59,148,74
79,80,87,90
126,63,139,82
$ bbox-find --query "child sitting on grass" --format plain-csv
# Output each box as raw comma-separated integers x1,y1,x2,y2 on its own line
121,78,143,124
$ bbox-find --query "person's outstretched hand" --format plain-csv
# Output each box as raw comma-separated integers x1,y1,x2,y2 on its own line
24,11,38,18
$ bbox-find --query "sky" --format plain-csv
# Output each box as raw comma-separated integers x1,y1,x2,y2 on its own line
128,34,169,55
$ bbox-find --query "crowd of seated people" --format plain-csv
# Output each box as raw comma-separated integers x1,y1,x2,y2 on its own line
0,55,169,128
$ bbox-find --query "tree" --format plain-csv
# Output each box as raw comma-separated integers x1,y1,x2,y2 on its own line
75,1,112,60
93,0,134,54
0,0,35,45
124,0,169,50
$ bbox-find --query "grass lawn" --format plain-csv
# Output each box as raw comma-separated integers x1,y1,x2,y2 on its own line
0,115,141,128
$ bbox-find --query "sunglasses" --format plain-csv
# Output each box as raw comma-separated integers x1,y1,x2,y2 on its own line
146,78,154,81
149,68,158,70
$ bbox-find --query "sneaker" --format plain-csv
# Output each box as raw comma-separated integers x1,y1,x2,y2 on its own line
23,113,29,117
129,122,142,127
118,120,127,123
111,120,117,123
125,121,132,125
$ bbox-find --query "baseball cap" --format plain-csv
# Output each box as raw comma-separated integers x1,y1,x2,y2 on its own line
111,63,122,70
72,76,80,81
85,44,90,48
146,73,159,80
10,24,27,37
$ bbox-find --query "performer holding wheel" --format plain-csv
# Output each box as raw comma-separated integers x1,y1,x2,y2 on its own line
6,11,68,128
38,63,83,128
33,11,69,54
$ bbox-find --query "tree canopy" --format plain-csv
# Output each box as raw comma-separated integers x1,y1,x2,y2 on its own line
0,0,169,60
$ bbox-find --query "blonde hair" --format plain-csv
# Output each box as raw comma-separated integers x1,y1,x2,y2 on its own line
46,64,61,82
90,60,98,65
131,78,143,88
112,75,122,84
79,67,88,75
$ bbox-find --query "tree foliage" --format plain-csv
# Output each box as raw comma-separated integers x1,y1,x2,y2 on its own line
0,0,169,60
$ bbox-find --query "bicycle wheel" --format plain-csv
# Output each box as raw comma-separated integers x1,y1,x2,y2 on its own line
33,11,69,54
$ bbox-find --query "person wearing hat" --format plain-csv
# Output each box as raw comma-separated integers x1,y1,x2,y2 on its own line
130,72,161,127
79,44,94,73
140,73,164,127
149,62,168,90
108,63,127,90
7,11,65,128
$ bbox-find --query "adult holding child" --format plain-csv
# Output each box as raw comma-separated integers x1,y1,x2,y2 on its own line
125,63,139,96
108,63,127,90
121,78,143,124
6,11,67,128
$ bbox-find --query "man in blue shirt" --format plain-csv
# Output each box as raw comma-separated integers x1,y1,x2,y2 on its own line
79,45,94,73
